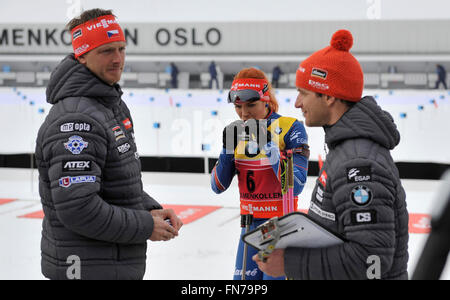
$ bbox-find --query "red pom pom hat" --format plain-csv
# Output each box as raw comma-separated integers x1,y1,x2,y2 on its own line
295,29,364,102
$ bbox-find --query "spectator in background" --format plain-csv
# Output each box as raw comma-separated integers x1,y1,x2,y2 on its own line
209,61,219,89
435,64,447,89
170,62,179,89
387,65,398,74
271,66,283,88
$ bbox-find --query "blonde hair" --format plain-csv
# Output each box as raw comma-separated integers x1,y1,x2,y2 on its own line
233,67,279,113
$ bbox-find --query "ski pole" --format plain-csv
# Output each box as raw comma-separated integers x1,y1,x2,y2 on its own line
287,150,295,213
241,206,253,280
281,151,289,216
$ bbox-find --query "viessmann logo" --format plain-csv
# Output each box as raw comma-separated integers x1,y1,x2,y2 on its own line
231,83,262,90
86,18,119,31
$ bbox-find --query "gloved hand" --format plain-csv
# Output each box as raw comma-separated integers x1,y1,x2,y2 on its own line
222,119,272,156
222,120,246,154
244,119,272,154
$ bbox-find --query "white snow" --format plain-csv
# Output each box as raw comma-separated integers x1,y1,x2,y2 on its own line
0,169,448,280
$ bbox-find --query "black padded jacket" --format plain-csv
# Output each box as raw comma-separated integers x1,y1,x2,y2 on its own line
285,96,409,280
35,55,162,280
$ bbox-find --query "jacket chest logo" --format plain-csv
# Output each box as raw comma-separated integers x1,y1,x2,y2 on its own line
112,125,126,141
117,143,131,154
347,166,372,183
315,185,324,203
350,185,373,206
319,170,327,188
64,135,88,155
122,118,132,130
60,122,91,133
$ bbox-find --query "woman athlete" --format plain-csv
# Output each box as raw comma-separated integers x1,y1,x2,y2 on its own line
211,67,310,280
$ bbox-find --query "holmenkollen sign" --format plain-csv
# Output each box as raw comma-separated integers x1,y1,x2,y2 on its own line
0,24,139,54
1,20,449,55
154,27,221,47
0,23,224,55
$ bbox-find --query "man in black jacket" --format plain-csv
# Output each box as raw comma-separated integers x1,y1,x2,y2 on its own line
254,29,409,280
35,8,182,280
435,64,447,90
209,61,219,89
170,62,179,89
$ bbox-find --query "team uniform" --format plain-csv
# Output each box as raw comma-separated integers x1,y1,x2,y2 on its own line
284,97,409,280
36,54,162,280
284,29,409,279
211,111,309,280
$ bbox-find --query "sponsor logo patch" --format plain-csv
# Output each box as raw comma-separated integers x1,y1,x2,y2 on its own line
347,166,372,183
62,160,92,172
319,170,328,188
64,135,88,155
231,82,263,90
310,202,335,222
60,122,91,133
351,210,377,225
74,44,90,55
311,68,328,79
72,29,82,40
350,185,373,206
315,185,324,203
112,125,126,141
59,175,96,188
274,127,282,135
122,118,132,130
117,143,131,154
86,18,118,31
308,79,329,90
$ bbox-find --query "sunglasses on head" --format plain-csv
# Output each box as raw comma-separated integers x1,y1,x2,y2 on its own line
228,89,266,103
228,82,270,104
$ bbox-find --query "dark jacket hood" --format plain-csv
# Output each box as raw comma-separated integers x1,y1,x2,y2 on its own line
324,96,400,150
46,54,122,105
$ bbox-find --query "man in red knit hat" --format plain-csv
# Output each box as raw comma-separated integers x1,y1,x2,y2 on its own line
254,29,409,280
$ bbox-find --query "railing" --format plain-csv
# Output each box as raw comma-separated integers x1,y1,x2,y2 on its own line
1,71,448,90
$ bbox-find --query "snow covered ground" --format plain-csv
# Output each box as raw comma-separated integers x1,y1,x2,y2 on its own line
0,169,448,280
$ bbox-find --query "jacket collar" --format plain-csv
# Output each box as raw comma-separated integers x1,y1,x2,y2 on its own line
323,96,400,150
46,54,122,107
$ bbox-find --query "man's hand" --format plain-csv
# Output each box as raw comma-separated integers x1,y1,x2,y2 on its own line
252,249,286,277
149,209,183,241
151,208,183,231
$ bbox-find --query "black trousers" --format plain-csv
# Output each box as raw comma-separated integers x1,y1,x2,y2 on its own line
435,78,447,89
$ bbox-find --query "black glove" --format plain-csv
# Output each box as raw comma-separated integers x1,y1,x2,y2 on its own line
222,120,245,154
223,120,272,155
244,119,272,151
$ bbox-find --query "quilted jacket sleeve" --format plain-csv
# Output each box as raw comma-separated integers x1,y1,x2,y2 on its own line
42,112,155,244
285,157,401,279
